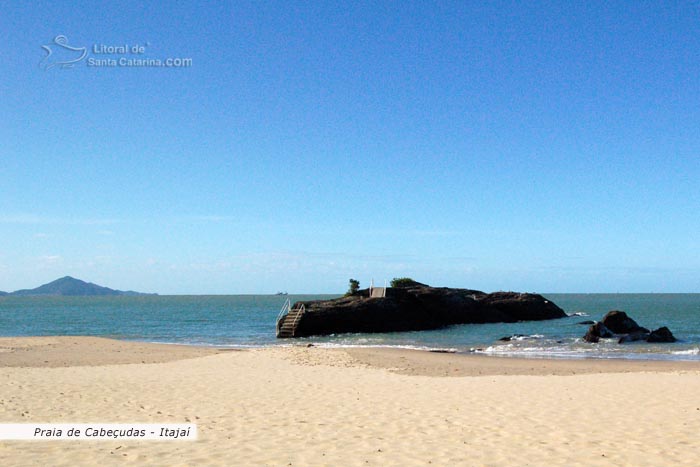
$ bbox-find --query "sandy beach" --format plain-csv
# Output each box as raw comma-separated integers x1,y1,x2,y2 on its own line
1,338,700,466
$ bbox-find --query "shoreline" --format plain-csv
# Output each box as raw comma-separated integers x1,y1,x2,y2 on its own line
1,336,698,375
342,346,700,376
0,336,225,368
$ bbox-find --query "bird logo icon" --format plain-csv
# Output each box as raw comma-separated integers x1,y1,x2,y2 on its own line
40,35,87,70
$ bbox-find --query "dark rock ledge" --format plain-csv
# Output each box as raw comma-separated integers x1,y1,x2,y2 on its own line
277,281,567,338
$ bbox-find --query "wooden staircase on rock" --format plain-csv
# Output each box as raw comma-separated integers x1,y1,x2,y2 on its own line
276,301,306,338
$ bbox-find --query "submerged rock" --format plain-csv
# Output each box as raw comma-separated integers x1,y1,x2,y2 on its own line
498,334,543,342
277,283,567,338
618,331,650,344
499,334,525,342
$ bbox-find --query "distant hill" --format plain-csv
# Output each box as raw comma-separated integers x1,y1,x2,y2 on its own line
9,276,154,296
0,291,7,296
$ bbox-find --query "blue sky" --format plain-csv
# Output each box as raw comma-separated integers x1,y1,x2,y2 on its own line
1,1,699,294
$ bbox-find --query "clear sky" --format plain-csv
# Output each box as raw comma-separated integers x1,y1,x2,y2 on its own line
1,1,699,294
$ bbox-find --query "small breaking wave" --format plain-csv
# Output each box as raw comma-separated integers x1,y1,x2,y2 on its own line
312,342,460,353
671,348,700,356
498,334,544,342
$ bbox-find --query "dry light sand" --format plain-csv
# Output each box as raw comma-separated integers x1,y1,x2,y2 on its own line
1,337,700,466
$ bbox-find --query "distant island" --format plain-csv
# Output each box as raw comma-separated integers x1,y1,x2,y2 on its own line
1,276,155,297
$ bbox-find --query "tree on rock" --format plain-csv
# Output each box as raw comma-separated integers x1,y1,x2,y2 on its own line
346,279,360,296
390,277,420,288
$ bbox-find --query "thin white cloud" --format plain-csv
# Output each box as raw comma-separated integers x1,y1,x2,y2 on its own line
0,215,123,225
231,251,420,262
39,255,61,262
187,215,236,222
36,255,63,269
0,215,44,224
187,260,234,272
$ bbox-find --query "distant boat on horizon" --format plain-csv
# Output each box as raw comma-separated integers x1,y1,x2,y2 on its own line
275,291,288,296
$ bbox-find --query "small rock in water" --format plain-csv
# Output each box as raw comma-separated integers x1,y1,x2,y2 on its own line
583,322,614,343
647,326,677,343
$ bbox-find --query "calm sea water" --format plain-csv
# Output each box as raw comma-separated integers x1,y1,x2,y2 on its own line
1,294,699,361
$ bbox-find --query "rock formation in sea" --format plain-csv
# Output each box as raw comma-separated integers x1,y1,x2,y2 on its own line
647,326,677,343
600,310,649,335
583,310,676,344
277,281,567,338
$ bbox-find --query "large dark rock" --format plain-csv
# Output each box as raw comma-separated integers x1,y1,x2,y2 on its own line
583,322,614,343
601,311,649,334
278,283,567,338
647,327,677,343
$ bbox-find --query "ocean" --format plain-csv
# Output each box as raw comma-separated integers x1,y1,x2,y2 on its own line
1,294,699,361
